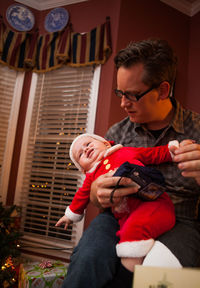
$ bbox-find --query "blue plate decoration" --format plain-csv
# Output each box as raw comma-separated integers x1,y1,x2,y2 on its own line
45,8,69,32
6,4,35,32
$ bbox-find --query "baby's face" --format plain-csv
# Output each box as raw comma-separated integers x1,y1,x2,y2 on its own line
73,136,110,172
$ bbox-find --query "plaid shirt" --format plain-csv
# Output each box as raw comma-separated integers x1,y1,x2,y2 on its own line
105,98,200,220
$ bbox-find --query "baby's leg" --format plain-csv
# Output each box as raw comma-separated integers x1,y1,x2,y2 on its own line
116,194,175,272
121,256,144,272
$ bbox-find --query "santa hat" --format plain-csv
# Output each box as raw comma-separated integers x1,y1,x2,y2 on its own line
69,133,108,171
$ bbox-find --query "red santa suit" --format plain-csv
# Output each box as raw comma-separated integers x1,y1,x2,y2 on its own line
65,144,176,258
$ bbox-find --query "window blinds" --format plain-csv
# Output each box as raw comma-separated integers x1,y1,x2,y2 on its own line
16,65,99,261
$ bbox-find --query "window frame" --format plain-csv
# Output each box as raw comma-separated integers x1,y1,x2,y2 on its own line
0,66,24,204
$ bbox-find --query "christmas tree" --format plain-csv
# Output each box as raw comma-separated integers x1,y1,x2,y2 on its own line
0,203,22,288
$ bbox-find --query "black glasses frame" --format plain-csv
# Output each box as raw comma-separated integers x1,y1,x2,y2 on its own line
114,85,159,102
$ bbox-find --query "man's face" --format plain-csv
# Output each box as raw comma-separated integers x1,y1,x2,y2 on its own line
73,136,110,172
117,63,162,128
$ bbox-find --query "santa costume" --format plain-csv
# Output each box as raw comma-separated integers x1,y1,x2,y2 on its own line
66,133,178,259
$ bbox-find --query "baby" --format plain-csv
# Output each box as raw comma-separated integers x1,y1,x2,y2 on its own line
56,133,179,270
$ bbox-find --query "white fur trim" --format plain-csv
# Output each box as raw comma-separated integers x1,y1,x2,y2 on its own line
116,239,154,258
104,144,123,157
69,133,109,171
168,140,179,159
142,240,182,268
65,206,84,222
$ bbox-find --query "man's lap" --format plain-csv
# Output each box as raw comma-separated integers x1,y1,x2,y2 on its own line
62,211,200,288
88,212,200,267
157,217,200,266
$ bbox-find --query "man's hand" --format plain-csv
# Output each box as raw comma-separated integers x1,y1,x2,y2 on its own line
173,139,200,185
90,170,140,209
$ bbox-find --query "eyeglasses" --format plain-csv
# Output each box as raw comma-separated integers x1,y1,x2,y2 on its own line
114,85,159,102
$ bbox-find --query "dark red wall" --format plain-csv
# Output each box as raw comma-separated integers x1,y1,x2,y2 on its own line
188,11,200,113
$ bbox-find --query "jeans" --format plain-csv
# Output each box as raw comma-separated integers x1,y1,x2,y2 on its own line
62,211,120,288
62,211,200,288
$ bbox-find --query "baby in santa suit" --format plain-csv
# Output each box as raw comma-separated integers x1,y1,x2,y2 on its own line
56,133,179,270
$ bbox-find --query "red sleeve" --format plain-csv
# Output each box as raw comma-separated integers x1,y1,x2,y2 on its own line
133,144,172,165
69,173,93,215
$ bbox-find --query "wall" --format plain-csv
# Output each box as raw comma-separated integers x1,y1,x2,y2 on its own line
188,11,200,113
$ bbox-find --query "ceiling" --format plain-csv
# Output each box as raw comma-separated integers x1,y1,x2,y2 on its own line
15,0,200,16
15,0,88,11
160,0,200,16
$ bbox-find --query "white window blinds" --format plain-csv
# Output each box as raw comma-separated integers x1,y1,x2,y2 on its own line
0,65,24,203
15,65,100,261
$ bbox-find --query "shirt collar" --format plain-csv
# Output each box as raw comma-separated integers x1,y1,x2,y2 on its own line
133,98,185,134
170,98,184,134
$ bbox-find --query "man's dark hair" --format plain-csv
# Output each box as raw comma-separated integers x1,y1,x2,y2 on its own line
114,39,177,91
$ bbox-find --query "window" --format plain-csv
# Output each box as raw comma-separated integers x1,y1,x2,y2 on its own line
15,65,100,261
0,65,24,203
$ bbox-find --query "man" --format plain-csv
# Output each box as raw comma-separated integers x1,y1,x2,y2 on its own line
62,39,200,288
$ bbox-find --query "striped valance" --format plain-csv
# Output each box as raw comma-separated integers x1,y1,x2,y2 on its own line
0,18,112,72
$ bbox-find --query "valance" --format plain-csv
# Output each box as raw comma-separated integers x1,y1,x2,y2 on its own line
0,18,112,73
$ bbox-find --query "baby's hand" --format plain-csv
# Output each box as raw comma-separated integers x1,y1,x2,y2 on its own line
168,140,179,160
55,215,72,230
